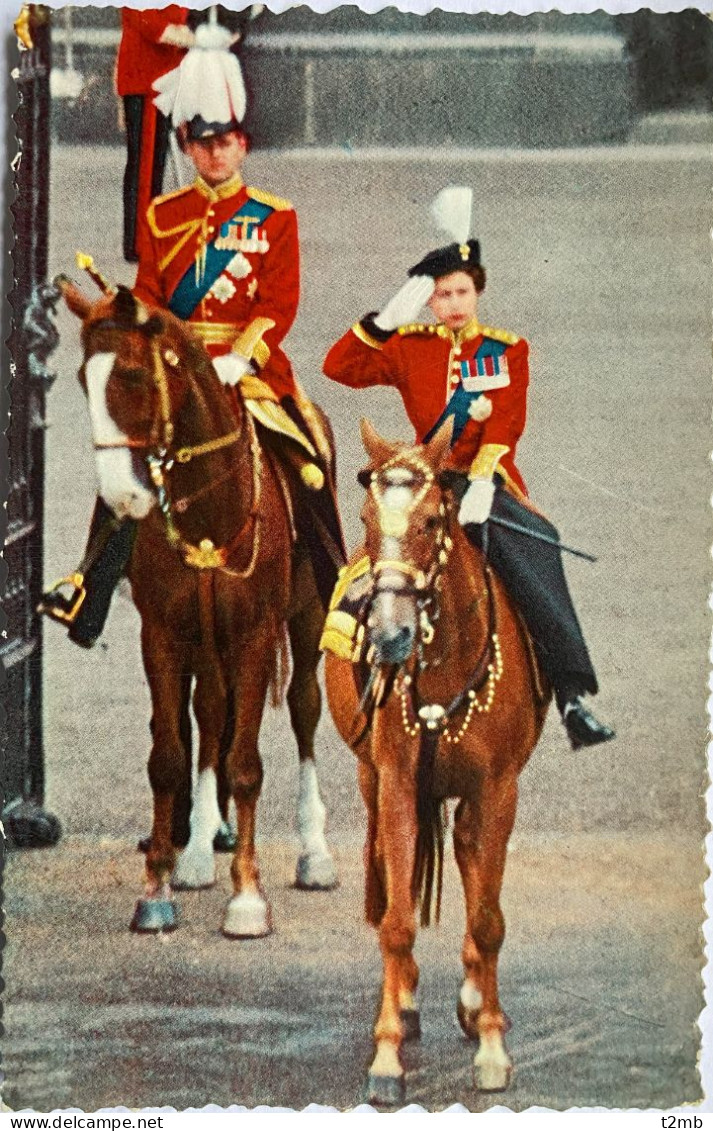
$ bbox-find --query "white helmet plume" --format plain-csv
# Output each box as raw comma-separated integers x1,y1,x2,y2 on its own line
430,186,473,247
153,13,247,129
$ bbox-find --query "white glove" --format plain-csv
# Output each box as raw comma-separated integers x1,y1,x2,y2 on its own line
374,275,435,332
459,478,496,526
212,352,252,387
159,24,196,48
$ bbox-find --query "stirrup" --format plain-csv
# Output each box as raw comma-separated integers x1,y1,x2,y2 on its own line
37,571,87,625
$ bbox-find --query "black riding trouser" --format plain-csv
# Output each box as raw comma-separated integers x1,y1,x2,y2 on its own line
455,478,598,703
69,498,136,645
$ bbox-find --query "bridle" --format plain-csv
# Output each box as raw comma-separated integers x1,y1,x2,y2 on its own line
357,453,504,746
85,323,261,577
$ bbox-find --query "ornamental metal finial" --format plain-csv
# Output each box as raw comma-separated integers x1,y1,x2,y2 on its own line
75,251,117,296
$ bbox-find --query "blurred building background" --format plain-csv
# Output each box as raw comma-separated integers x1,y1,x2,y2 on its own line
50,6,713,150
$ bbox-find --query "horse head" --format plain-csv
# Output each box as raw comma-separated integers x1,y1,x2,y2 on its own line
358,416,455,667
59,278,196,521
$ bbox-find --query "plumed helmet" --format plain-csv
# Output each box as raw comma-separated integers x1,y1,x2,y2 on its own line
153,15,247,136
408,239,481,279
408,186,482,279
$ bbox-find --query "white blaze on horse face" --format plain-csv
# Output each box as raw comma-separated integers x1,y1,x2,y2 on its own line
85,352,156,521
375,477,416,627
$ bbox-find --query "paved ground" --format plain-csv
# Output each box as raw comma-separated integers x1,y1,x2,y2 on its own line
3,140,710,1111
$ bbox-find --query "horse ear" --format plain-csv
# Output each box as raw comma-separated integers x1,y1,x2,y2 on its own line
114,285,138,324
55,275,91,320
359,418,397,467
424,416,454,468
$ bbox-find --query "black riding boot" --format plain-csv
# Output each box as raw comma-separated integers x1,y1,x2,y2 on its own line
39,497,137,648
459,480,615,751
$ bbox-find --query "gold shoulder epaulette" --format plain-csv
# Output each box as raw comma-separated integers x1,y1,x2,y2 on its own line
247,186,292,212
479,325,520,346
397,322,436,337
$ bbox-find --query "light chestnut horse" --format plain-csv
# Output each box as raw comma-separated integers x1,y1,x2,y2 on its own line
325,419,551,1104
60,280,337,936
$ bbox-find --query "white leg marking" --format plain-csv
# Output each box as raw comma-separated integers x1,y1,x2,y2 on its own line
460,980,484,1013
297,759,329,858
473,1031,512,1092
295,760,338,889
172,768,221,890
85,352,155,519
223,890,272,938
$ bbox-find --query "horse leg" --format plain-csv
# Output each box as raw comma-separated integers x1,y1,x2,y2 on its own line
288,599,338,891
453,774,518,1092
367,750,419,1106
131,641,191,933
358,760,420,1043
222,643,273,938
172,670,226,890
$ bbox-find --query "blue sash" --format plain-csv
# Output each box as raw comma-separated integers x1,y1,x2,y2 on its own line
423,339,507,445
168,198,274,321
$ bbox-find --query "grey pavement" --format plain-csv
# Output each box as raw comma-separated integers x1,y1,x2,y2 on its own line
4,140,711,1111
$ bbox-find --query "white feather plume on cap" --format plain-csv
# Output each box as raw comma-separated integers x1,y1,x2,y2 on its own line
153,17,247,129
430,186,473,246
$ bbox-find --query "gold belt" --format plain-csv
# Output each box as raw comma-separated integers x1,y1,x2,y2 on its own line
190,321,243,348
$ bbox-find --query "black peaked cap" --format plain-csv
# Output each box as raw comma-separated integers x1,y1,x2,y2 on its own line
185,115,243,141
408,239,481,279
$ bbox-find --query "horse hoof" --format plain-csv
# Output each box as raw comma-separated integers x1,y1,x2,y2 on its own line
130,898,178,934
295,852,338,891
213,821,237,853
172,848,216,890
222,892,273,938
366,1073,406,1107
401,1008,421,1043
473,1060,511,1093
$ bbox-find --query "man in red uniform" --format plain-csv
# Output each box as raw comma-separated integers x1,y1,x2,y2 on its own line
133,123,299,399
40,112,343,645
323,240,615,750
116,6,191,263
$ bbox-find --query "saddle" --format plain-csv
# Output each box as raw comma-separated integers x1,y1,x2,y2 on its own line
319,536,549,707
235,375,347,609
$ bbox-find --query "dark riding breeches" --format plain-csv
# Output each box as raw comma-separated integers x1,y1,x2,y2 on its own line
459,481,598,701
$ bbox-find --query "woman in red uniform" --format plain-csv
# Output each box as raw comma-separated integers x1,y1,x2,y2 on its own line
323,239,614,750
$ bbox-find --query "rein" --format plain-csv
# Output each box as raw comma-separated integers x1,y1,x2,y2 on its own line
93,332,261,576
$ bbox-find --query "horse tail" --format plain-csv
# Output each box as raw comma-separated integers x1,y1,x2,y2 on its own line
412,729,445,928
269,619,290,708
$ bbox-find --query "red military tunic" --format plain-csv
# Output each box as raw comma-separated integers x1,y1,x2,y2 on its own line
116,7,190,262
116,7,189,97
323,317,529,494
134,174,299,399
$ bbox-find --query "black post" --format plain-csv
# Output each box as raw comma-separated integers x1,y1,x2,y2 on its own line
3,4,61,848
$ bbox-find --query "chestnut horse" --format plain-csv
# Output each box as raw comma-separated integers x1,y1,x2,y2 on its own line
61,280,338,936
325,419,551,1104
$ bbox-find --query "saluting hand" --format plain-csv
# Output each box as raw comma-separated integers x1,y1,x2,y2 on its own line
374,275,435,332
459,478,496,526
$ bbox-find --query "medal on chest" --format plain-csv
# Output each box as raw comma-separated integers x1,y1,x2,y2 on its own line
214,216,270,254
459,353,510,392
